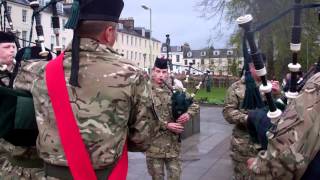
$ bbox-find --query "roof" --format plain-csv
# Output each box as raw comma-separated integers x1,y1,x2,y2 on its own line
118,27,161,42
184,48,236,59
160,44,183,53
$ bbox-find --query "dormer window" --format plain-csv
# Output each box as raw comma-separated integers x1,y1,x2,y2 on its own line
57,2,64,13
227,50,233,55
187,51,192,57
162,46,167,52
201,51,206,56
177,46,182,52
213,50,220,56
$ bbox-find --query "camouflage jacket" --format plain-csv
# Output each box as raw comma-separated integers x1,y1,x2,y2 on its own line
222,78,262,173
15,38,159,169
223,79,248,126
250,72,320,180
146,82,199,158
0,69,11,87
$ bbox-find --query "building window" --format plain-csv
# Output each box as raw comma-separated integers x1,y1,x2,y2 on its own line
184,60,187,65
201,51,206,56
131,37,133,46
51,35,55,50
162,46,167,52
192,59,195,64
22,9,27,22
57,2,63,14
21,31,27,47
135,52,137,60
201,59,204,65
187,51,192,58
213,50,220,56
62,19,66,30
39,0,45,6
176,55,180,62
62,37,66,49
120,34,123,44
126,35,129,45
135,37,137,46
227,50,233,55
126,50,129,59
7,6,12,16
131,51,133,60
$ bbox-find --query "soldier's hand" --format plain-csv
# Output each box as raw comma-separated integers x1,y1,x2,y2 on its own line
167,123,184,134
247,157,256,170
177,113,190,124
271,80,281,95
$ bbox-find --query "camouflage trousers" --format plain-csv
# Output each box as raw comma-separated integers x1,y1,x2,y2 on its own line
0,158,43,180
230,129,260,180
0,141,44,180
146,156,181,180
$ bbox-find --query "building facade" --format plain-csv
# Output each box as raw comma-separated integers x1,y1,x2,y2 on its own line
161,44,243,76
113,18,162,70
5,0,73,53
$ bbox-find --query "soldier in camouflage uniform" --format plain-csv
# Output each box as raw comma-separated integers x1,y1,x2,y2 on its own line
0,32,52,179
0,31,16,87
246,72,320,179
146,58,199,180
14,0,159,179
223,62,280,180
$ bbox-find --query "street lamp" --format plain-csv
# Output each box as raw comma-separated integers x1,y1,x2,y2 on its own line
141,4,152,70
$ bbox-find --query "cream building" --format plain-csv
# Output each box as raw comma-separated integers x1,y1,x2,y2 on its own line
161,44,243,76
5,0,73,53
113,18,162,70
5,1,161,67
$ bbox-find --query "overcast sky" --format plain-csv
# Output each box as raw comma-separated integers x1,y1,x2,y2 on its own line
121,0,235,49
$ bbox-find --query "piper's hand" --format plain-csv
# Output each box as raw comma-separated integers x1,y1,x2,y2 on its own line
177,113,190,124
271,80,281,95
247,157,256,170
167,123,184,134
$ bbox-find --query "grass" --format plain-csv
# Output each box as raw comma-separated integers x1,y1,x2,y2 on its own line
188,87,227,105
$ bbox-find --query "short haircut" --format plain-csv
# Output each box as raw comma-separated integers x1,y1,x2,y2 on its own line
77,20,117,39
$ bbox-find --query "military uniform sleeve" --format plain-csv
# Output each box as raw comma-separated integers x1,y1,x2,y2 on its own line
14,61,47,91
222,85,248,125
249,78,320,179
127,71,159,152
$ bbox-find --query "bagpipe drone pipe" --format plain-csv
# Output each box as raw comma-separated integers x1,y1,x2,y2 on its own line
236,0,320,150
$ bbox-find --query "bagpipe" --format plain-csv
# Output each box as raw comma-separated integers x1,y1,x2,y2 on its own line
236,0,320,149
163,62,211,120
0,0,63,146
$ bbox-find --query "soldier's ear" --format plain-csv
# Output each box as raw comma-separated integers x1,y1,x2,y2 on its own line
104,26,115,43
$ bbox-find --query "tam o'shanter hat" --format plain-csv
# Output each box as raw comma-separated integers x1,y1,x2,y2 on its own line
65,0,124,87
0,31,15,44
154,57,168,69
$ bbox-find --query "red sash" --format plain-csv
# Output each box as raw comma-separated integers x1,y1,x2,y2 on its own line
45,53,128,180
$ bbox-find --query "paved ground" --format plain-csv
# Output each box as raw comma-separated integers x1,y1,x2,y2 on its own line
127,106,234,180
